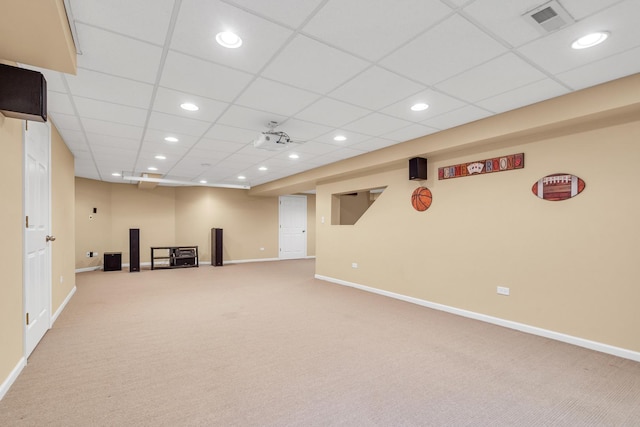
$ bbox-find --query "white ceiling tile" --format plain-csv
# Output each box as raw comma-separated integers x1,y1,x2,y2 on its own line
517,1,640,75
329,66,425,110
555,46,640,91
235,78,320,117
67,69,154,109
462,0,545,47
152,87,229,122
196,138,246,154
81,118,144,140
227,0,324,28
435,53,549,102
343,113,414,136
74,97,148,127
303,0,453,61
217,105,287,132
291,141,340,156
86,133,140,151
47,91,74,115
351,137,400,152
160,51,253,102
380,89,467,122
147,112,211,137
262,35,369,93
313,130,371,146
422,105,493,130
204,125,258,144
562,0,623,20
382,124,439,142
277,118,332,141
50,113,82,131
171,0,294,74
69,0,174,45
75,24,163,83
293,98,371,128
476,79,569,114
143,128,199,147
380,14,508,85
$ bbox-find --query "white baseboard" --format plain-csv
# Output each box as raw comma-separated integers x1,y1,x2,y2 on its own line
75,257,316,272
0,357,26,401
315,274,640,363
51,285,76,326
75,266,101,273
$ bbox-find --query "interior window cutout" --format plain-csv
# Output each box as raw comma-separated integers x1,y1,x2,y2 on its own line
331,187,387,225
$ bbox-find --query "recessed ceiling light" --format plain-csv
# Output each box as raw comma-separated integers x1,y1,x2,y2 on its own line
237,175,246,180
155,155,166,160
571,32,609,49
180,102,199,111
111,172,121,177
411,103,429,111
148,167,158,171
199,180,207,184
216,31,242,48
288,154,299,159
164,136,179,143
258,166,268,171
334,135,347,142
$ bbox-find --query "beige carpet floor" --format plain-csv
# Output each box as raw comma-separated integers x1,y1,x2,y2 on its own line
1,259,639,426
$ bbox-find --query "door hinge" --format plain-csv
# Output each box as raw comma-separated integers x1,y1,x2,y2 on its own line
26,215,29,228
26,312,29,325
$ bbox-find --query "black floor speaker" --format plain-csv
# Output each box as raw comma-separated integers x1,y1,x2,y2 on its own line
211,228,223,266
103,252,122,272
409,157,428,180
129,228,140,272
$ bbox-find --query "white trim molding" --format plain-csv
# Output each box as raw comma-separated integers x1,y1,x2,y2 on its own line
315,274,640,363
0,357,26,401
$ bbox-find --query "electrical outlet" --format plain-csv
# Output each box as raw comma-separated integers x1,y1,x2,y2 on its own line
260,247,265,251
497,286,510,296
352,262,358,268
60,275,64,284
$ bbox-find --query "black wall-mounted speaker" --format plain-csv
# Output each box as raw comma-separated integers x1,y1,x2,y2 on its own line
409,157,428,180
0,63,47,122
129,228,140,272
211,228,223,267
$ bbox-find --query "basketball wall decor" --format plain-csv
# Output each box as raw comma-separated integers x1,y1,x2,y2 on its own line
532,173,585,201
411,187,432,212
438,153,524,180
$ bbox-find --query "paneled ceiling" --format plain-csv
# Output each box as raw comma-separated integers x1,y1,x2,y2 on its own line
16,0,640,189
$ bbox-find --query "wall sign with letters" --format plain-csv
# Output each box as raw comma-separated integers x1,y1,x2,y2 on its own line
438,153,524,180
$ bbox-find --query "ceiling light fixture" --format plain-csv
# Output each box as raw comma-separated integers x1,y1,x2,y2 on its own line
199,180,207,184
571,31,609,49
288,154,299,159
155,155,166,160
180,102,199,111
148,167,158,171
216,31,242,48
111,172,121,177
334,135,347,141
238,175,246,180
411,103,429,111
164,136,179,143
258,166,268,171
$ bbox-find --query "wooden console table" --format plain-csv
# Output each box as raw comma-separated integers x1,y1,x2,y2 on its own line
150,246,199,270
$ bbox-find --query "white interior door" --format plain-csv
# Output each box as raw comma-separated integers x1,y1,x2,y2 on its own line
279,195,307,259
24,120,51,357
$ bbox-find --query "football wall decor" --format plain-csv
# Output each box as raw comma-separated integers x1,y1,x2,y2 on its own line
532,173,585,201
438,153,524,180
411,187,432,212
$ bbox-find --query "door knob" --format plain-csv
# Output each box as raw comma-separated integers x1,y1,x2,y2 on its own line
46,235,56,242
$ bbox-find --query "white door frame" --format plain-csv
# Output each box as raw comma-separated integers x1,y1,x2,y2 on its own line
23,120,52,358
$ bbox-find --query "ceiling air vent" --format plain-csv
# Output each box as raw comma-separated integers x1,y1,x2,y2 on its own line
523,0,575,34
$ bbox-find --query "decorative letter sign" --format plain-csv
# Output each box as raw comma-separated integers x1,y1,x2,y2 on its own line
438,153,524,180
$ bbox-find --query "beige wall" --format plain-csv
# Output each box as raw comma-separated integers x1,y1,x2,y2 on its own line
316,119,640,353
0,114,25,383
0,115,76,392
51,124,76,312
75,181,316,267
